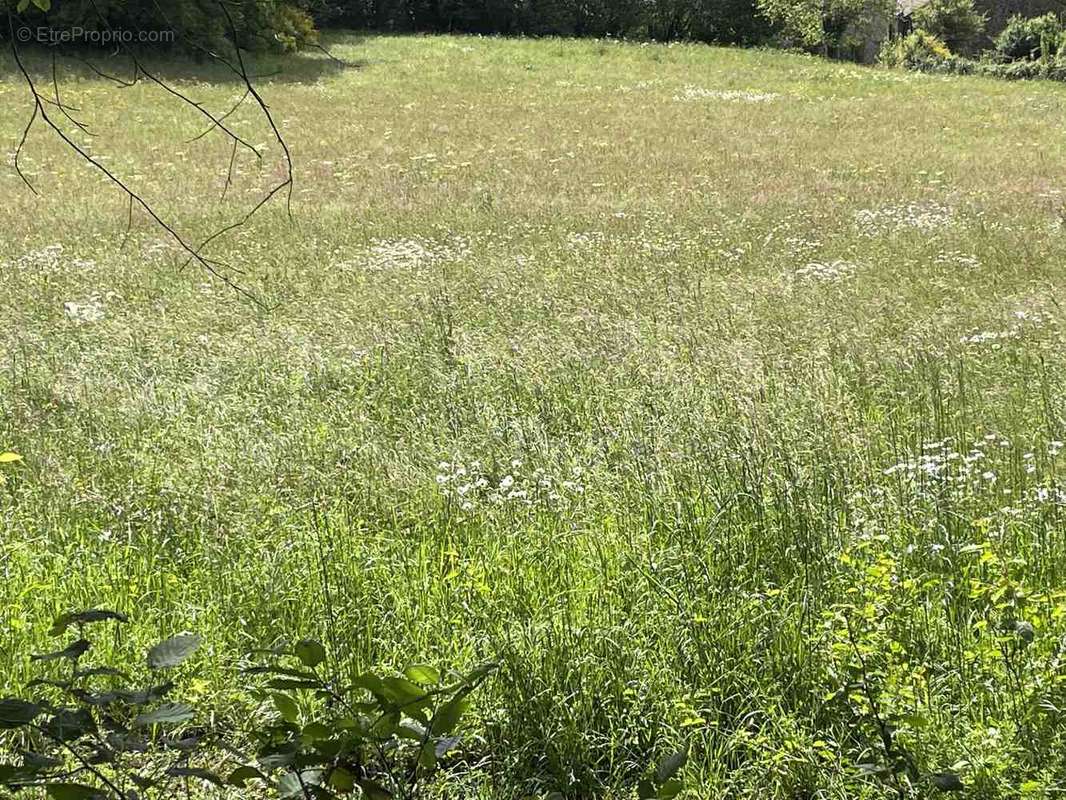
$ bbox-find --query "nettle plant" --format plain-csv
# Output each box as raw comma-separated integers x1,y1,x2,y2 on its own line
0,611,496,799
242,643,497,800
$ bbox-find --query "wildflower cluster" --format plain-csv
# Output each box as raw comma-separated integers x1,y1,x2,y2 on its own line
2,244,95,274
343,236,471,273
794,260,858,283
673,86,779,103
959,308,1056,348
63,295,107,323
434,459,585,511
854,201,954,236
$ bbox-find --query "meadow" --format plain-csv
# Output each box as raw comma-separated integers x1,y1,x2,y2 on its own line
3,31,1066,798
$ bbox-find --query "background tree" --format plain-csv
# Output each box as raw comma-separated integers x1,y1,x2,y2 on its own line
912,0,986,54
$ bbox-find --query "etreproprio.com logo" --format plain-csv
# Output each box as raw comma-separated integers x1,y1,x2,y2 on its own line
16,26,175,44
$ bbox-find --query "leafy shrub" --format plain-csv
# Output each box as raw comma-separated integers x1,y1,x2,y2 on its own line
264,2,319,51
994,13,1063,61
0,610,497,800
911,0,986,54
879,28,953,69
4,0,320,52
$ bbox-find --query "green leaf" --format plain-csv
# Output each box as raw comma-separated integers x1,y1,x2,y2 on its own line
32,639,91,662
435,736,460,759
273,693,299,724
0,698,43,729
15,0,30,14
165,767,223,785
418,740,437,770
31,0,52,11
21,751,62,769
266,679,322,691
381,677,427,708
352,672,387,701
656,747,688,784
431,695,470,736
302,722,331,741
931,772,965,791
227,766,266,787
462,662,498,686
147,634,201,669
356,778,393,800
258,744,298,769
328,767,355,792
0,452,23,464
404,664,441,686
42,709,96,742
51,611,128,637
294,639,326,668
1013,620,1036,645
657,778,684,799
134,703,194,727
278,770,323,799
46,784,104,800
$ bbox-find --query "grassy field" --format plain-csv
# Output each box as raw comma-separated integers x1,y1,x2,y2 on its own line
4,31,1066,798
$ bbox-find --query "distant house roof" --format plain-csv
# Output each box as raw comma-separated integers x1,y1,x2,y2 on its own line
897,0,931,14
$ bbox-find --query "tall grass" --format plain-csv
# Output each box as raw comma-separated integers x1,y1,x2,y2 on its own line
3,32,1066,797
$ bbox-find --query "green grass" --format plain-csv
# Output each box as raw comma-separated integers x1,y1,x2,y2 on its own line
4,31,1066,798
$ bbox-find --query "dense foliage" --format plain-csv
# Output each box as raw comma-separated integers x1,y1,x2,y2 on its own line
3,0,319,51
994,12,1063,61
318,0,774,46
911,0,986,54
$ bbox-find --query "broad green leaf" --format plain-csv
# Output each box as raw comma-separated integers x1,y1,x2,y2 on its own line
273,693,299,723
227,766,266,787
302,721,331,740
356,778,393,800
147,634,201,669
266,679,321,691
258,744,298,769
656,747,688,784
404,664,441,686
931,772,965,791
381,676,427,707
294,639,326,668
430,695,470,736
657,778,684,799
46,784,103,800
434,735,460,758
51,610,128,637
32,639,90,662
134,703,194,727
32,0,52,11
42,709,96,742
22,751,62,768
278,770,323,799
329,767,356,792
418,740,437,770
0,698,43,729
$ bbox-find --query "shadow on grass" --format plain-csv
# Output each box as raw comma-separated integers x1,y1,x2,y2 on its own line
0,30,367,85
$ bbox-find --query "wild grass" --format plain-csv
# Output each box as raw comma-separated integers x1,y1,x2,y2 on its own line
3,31,1066,798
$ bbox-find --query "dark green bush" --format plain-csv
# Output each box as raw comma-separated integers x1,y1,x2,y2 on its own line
994,12,1063,61
4,0,319,52
911,0,986,54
